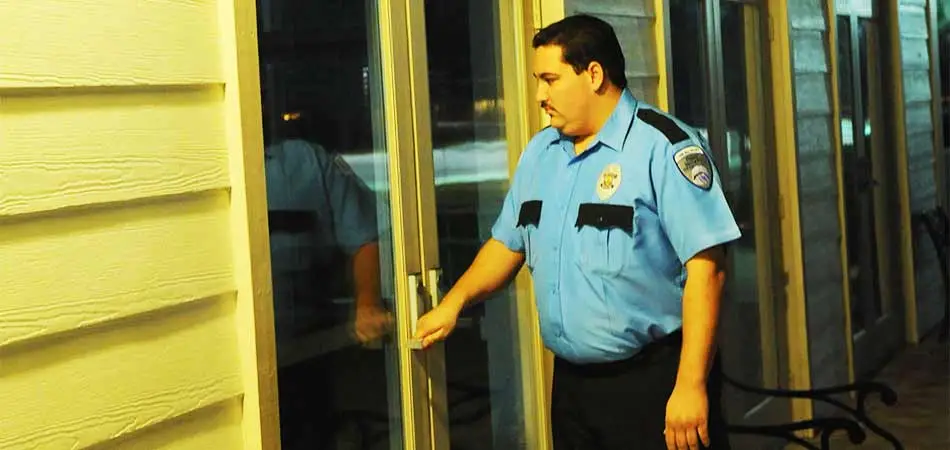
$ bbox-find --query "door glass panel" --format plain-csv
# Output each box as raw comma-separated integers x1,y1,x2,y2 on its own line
836,15,868,333
718,0,779,415
423,1,528,448
837,15,885,334
669,0,710,131
256,1,404,449
857,18,883,319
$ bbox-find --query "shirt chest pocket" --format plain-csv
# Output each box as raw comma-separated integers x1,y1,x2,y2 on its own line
574,203,634,276
517,200,542,271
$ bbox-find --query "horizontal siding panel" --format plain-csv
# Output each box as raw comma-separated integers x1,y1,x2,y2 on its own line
0,0,221,88
0,299,243,450
794,73,832,115
792,31,829,74
597,15,657,78
900,37,931,70
0,192,235,347
902,69,933,103
797,155,837,199
904,102,936,134
0,87,229,217
567,0,653,17
627,75,659,106
98,399,244,450
898,6,929,38
795,115,834,157
789,0,827,31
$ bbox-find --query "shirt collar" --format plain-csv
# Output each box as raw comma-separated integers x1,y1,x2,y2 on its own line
546,89,639,153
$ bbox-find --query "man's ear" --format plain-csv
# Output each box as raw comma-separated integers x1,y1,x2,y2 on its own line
587,61,606,93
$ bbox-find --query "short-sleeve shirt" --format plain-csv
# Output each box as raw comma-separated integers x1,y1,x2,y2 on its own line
491,89,741,364
264,139,378,335
265,139,378,273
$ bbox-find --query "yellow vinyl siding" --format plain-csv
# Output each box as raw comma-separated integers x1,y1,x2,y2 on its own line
0,88,230,217
0,1,277,449
0,193,234,347
0,300,242,449
0,1,220,89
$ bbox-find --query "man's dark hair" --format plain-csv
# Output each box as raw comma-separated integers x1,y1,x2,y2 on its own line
532,14,627,89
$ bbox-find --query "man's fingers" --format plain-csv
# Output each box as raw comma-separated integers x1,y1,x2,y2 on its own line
423,330,446,348
675,428,689,450
685,425,700,450
698,423,710,448
664,427,676,450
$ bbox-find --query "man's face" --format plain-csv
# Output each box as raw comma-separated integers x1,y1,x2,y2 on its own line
533,45,595,136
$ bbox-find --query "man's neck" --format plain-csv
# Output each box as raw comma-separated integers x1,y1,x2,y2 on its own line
572,88,623,155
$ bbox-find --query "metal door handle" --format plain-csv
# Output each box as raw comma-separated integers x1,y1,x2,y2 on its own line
407,273,424,350
425,268,442,308
407,268,442,350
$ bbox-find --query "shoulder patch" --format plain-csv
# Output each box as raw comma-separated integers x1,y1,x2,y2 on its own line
332,154,355,176
673,146,713,190
636,109,689,144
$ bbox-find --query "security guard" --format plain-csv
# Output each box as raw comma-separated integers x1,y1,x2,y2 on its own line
414,14,738,450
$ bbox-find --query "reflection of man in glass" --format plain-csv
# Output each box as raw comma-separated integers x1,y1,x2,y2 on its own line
265,137,391,344
263,108,393,449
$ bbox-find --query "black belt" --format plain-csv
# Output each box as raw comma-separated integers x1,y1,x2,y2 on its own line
555,329,683,377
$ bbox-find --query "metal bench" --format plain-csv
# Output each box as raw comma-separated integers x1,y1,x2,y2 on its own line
913,206,949,342
723,374,901,449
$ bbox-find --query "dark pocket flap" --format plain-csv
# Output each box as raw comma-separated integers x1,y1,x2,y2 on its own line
575,203,633,233
269,210,317,233
517,200,543,227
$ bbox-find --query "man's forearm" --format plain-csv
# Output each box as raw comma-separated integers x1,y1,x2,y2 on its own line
352,242,382,308
676,248,726,387
441,238,525,312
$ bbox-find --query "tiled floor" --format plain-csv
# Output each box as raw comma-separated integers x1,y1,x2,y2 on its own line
798,334,949,450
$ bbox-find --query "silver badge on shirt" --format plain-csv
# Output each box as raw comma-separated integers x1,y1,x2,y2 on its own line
596,163,622,200
673,146,712,190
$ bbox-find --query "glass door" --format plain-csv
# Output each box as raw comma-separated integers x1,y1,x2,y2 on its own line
835,0,903,379
715,0,790,430
404,0,544,448
255,0,412,449
255,0,543,449
668,0,790,445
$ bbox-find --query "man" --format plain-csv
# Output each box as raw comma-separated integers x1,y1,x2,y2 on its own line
414,14,739,450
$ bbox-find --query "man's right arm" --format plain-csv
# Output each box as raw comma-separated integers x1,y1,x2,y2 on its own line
440,238,525,311
412,238,524,349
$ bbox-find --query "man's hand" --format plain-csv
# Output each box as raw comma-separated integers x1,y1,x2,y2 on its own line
413,300,463,349
665,383,710,450
353,302,393,344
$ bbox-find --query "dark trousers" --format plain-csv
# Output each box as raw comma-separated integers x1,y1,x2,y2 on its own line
552,330,731,450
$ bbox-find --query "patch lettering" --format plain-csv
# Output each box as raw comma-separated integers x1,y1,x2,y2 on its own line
673,146,713,190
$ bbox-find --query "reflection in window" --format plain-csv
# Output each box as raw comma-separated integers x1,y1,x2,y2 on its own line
836,15,885,333
718,0,770,416
669,0,709,129
257,1,403,449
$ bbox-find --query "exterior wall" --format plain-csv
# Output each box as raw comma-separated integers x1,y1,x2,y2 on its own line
563,0,661,105
787,0,851,401
0,1,274,449
897,0,944,337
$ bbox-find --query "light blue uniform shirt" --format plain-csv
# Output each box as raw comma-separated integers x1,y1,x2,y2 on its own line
491,90,741,363
265,139,378,337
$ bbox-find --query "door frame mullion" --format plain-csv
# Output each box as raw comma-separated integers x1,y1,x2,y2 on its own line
375,0,436,447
